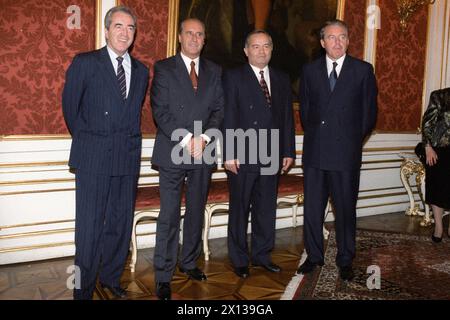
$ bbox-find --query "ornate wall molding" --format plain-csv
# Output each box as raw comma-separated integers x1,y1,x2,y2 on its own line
397,0,435,31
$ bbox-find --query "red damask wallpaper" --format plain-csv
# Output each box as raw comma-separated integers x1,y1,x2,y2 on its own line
344,0,365,60
0,0,431,135
375,1,427,132
122,0,169,135
0,0,95,135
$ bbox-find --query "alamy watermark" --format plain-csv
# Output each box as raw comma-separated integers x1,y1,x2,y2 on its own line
366,265,381,290
171,121,280,175
66,5,81,30
66,264,81,290
367,5,381,30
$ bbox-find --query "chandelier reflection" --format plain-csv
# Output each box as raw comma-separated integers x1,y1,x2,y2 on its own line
397,0,435,31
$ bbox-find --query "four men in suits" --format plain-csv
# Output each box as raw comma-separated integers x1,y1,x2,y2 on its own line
150,18,224,300
62,6,149,299
297,20,378,280
63,10,377,300
222,30,296,279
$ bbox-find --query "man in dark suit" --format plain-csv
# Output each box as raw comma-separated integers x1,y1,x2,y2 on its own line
62,6,149,299
297,20,377,281
150,18,224,300
222,30,296,279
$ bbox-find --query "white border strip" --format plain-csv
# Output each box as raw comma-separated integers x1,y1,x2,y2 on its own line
280,250,308,300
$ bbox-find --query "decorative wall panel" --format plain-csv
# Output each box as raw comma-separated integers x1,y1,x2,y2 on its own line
0,0,95,135
375,1,428,132
122,0,169,134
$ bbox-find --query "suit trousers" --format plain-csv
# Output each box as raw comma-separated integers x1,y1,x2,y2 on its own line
303,167,360,267
154,166,212,282
227,171,279,268
73,171,138,300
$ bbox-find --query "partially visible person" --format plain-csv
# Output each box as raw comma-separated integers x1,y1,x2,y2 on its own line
298,19,377,281
150,18,224,300
248,0,273,30
62,6,149,300
421,88,450,242
222,30,296,279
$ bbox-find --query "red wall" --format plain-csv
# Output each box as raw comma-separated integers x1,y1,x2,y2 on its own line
122,0,169,135
0,0,95,135
344,0,366,60
0,0,430,135
375,1,427,132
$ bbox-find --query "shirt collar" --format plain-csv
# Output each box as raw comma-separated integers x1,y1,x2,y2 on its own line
249,64,269,79
106,45,130,64
180,52,200,72
326,54,346,75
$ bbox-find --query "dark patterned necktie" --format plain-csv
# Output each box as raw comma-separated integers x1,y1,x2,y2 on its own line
116,56,126,100
259,70,271,106
329,61,338,92
190,61,198,92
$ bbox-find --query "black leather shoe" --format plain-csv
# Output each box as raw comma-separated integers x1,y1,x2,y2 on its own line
431,234,442,243
100,283,127,298
179,266,207,281
254,262,281,273
156,282,171,300
339,266,354,281
296,259,320,275
234,266,250,278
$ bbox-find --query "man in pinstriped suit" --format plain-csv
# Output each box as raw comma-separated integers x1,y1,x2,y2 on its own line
62,6,148,300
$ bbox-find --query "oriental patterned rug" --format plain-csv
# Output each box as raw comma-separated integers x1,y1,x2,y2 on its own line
291,229,450,300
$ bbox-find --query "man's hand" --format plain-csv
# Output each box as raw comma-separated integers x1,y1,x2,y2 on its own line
281,157,294,174
189,136,206,160
224,159,240,175
425,145,438,166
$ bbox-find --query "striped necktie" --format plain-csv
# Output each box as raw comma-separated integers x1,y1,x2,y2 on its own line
116,56,126,100
259,70,271,106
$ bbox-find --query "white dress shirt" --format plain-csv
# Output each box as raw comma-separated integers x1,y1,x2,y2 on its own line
178,52,210,147
249,64,271,95
106,46,131,98
325,54,346,78
180,52,199,76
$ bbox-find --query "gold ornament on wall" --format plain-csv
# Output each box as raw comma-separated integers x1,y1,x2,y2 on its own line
396,0,435,31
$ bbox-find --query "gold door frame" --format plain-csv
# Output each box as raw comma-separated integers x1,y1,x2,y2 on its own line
166,0,345,57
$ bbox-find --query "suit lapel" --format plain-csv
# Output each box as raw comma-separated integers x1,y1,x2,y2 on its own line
175,53,197,97
319,56,331,96
124,57,138,108
99,47,124,103
269,67,279,103
244,64,269,107
196,57,212,101
332,55,353,94
322,55,353,114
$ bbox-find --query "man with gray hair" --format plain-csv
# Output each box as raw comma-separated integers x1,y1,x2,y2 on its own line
62,6,149,299
298,19,377,281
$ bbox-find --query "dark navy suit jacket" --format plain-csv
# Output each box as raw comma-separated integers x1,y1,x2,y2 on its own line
150,53,224,169
62,47,149,176
299,55,378,171
222,64,296,172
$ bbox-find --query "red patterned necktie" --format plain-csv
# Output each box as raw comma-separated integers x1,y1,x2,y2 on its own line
116,56,126,100
259,70,271,106
190,61,198,92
